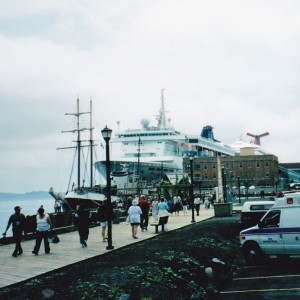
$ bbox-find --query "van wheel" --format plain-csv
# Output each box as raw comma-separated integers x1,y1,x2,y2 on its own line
244,243,265,264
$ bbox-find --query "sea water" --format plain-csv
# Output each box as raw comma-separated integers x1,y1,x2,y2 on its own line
0,196,55,237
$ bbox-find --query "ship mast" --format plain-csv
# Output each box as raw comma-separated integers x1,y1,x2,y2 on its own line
157,89,168,130
62,98,90,189
137,137,142,195
89,99,94,188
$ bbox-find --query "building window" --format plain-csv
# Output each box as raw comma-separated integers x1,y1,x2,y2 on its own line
239,162,243,168
195,163,200,171
213,173,216,179
248,162,252,168
256,162,260,168
212,163,216,169
266,172,269,177
265,161,269,167
204,173,208,179
204,164,207,170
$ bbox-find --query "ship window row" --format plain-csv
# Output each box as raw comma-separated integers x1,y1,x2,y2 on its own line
200,172,270,180
120,132,176,138
187,161,271,170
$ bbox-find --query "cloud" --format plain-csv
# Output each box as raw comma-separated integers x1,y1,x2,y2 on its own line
0,0,299,192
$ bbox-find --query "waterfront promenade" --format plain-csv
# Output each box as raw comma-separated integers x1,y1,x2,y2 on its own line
0,207,215,289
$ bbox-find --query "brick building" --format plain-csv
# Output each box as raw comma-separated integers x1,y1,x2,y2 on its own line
183,148,279,189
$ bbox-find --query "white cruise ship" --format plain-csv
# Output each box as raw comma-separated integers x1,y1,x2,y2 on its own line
94,91,236,194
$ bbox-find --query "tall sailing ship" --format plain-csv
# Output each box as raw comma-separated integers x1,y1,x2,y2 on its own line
50,99,117,210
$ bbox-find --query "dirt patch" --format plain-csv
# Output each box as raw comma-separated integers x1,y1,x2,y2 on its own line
0,215,245,299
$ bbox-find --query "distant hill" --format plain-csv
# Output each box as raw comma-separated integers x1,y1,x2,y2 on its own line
0,191,52,200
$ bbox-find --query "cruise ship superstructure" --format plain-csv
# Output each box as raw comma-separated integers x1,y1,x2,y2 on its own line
94,91,236,193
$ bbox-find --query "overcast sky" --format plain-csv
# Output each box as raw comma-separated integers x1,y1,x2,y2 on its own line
0,1,299,193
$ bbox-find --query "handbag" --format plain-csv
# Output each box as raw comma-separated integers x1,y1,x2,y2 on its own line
51,234,60,243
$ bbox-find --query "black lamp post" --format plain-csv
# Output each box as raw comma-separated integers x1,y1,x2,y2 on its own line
221,165,226,203
237,176,241,203
101,125,114,250
189,157,195,223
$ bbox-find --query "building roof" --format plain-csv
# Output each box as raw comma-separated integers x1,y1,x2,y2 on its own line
163,173,189,185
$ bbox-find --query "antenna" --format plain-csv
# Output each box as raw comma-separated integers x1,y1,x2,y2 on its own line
247,132,269,145
156,89,168,129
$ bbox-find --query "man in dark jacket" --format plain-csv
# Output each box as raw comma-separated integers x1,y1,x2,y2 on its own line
138,195,150,231
3,206,26,257
73,204,92,247
97,200,115,242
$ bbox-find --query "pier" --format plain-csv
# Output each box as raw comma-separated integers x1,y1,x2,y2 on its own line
0,207,215,288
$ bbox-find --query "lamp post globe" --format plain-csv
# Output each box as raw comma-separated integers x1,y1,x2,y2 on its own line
101,125,114,250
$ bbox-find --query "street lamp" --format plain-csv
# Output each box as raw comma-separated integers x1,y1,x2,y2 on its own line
221,165,227,203
101,125,114,250
237,176,241,203
189,157,195,223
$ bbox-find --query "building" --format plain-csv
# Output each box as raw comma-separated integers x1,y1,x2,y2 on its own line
183,149,279,190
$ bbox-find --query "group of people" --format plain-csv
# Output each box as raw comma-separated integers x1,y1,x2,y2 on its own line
3,206,52,257
127,195,170,239
2,193,209,257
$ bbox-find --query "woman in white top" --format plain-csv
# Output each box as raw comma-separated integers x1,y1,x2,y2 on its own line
32,207,52,255
151,197,159,222
127,199,142,239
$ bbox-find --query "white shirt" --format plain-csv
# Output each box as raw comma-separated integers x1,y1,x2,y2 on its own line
36,214,50,232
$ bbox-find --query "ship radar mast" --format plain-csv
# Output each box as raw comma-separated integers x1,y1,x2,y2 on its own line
156,89,168,130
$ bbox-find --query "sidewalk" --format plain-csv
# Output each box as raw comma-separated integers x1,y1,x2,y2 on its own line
0,206,214,288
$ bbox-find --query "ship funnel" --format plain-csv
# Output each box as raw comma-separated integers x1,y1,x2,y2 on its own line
201,125,215,140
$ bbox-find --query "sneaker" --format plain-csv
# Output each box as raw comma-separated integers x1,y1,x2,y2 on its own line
32,251,38,255
83,241,87,247
12,252,18,257
102,238,106,242
133,236,138,239
18,249,23,255
81,244,85,248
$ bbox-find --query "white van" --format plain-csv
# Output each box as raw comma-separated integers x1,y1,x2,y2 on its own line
240,192,300,263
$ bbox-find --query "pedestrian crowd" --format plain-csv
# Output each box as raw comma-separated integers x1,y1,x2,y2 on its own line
1,193,213,257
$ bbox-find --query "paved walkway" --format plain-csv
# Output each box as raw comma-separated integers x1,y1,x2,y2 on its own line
0,206,214,288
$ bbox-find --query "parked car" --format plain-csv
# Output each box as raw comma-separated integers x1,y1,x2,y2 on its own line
240,201,274,229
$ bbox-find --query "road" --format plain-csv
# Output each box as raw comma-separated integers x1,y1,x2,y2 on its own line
218,256,300,299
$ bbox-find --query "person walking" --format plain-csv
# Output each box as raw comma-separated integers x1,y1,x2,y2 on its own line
151,196,159,222
182,197,188,215
173,195,182,216
3,206,26,257
157,197,169,230
127,199,142,239
204,193,211,209
194,194,201,216
97,200,115,243
73,204,92,247
138,195,150,231
32,207,52,255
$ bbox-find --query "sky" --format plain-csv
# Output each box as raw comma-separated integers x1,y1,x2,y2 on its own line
0,0,299,193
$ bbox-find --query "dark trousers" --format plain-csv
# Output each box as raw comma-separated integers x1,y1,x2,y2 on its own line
13,230,23,254
195,204,200,216
78,227,89,244
33,231,50,254
140,214,149,230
